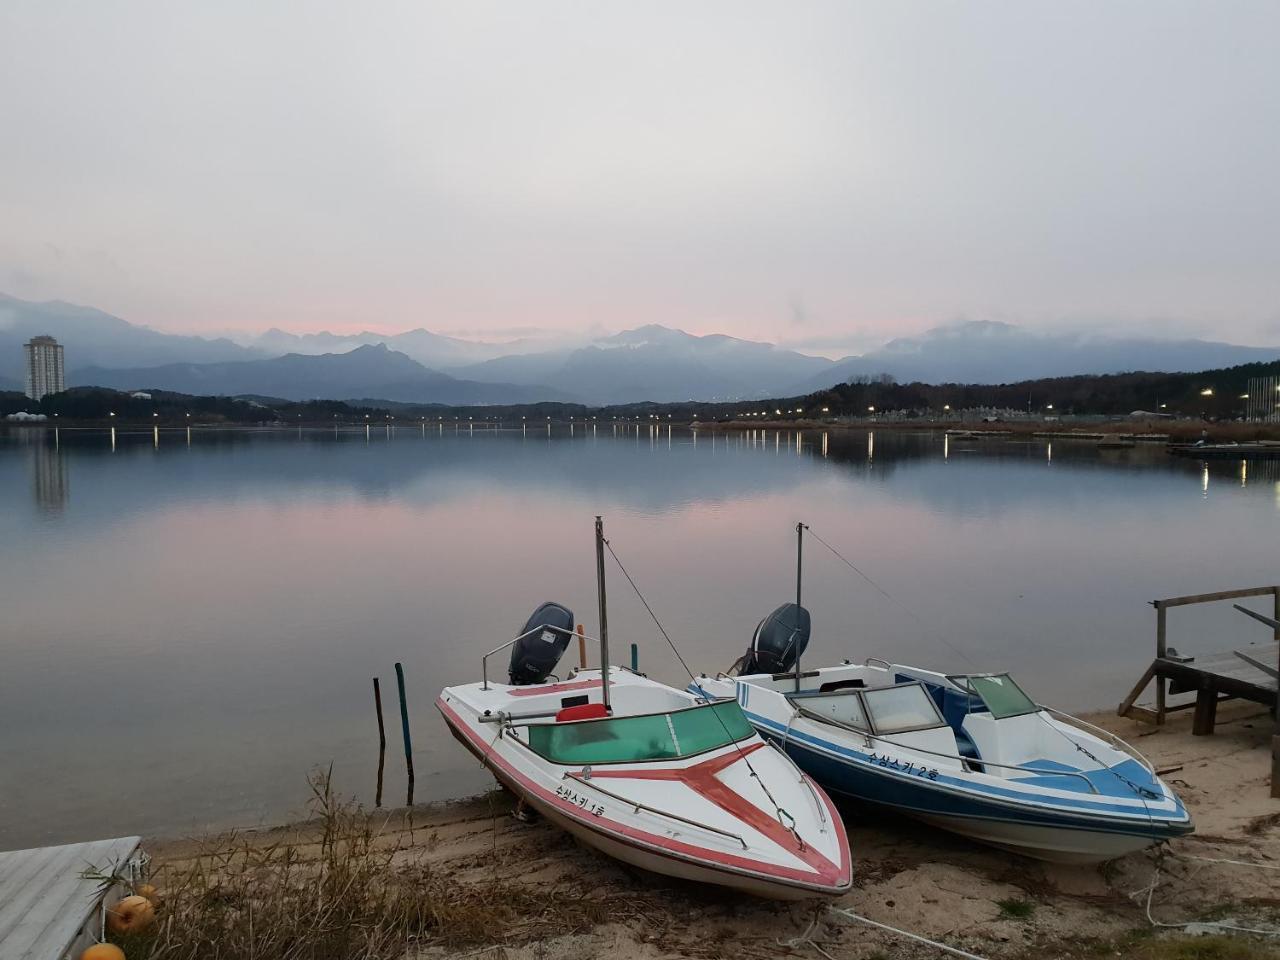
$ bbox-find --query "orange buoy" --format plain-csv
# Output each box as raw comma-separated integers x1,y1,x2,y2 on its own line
105,895,155,934
80,944,126,960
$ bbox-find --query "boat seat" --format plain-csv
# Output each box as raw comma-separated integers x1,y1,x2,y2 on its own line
555,703,609,722
902,674,986,763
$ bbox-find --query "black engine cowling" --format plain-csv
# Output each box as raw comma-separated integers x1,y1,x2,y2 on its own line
738,603,810,675
508,601,576,685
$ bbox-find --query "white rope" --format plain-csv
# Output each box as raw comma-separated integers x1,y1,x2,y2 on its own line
1140,864,1280,938
828,906,993,960
1173,851,1280,871
778,913,837,960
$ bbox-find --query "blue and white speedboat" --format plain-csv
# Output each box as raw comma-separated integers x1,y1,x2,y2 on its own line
692,609,1192,862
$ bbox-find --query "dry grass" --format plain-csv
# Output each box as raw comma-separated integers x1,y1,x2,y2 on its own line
111,771,605,960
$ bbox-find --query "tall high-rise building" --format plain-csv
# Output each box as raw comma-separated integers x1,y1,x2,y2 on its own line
23,335,65,401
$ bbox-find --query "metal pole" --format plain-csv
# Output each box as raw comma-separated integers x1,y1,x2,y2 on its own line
795,521,804,692
395,662,414,805
373,678,386,808
595,516,612,712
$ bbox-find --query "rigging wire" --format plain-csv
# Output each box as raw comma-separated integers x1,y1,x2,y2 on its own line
601,535,800,839
804,526,978,669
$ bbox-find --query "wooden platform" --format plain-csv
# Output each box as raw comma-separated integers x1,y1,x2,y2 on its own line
1122,642,1278,734
1118,584,1280,797
0,836,141,960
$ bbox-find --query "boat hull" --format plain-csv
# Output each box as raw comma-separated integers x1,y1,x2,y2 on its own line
762,723,1191,864
438,692,852,899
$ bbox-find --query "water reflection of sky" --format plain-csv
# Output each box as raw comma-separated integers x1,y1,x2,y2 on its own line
1,426,1276,849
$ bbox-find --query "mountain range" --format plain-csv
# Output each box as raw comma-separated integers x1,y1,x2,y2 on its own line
73,344,570,405
799,321,1280,391
2,293,1276,405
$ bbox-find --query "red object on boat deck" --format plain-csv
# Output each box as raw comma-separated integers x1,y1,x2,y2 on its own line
555,703,609,722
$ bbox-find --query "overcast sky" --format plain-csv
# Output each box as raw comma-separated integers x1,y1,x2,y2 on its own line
1,1,1277,354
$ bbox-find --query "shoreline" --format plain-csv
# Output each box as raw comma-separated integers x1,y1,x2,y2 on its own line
10,418,1280,443
144,703,1280,959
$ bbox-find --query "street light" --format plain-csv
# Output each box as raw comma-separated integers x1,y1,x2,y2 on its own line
1200,388,1214,397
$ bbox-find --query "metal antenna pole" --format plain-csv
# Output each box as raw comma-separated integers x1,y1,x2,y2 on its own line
795,521,804,692
596,515,612,712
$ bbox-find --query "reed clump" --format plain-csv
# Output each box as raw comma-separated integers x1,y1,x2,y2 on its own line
116,771,595,960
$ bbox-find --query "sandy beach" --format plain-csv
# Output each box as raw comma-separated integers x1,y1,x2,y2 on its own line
143,701,1280,959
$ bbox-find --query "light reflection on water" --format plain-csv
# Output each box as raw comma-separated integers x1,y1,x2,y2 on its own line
0,425,1277,849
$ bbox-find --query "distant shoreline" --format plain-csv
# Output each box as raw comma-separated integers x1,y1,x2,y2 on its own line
7,416,1280,442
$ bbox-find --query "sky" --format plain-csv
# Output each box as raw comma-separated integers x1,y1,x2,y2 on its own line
1,1,1278,356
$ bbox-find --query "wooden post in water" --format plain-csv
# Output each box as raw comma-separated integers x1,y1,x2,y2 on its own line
577,623,587,669
395,662,414,805
372,678,386,807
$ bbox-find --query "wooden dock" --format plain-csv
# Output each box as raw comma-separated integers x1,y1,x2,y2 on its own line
1168,442,1280,459
1118,585,1280,796
0,836,141,960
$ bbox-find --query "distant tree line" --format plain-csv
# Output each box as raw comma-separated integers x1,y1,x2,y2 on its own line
801,359,1280,419
0,388,394,423
4,357,1278,424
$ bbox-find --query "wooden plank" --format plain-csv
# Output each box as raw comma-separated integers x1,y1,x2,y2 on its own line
1117,663,1157,717
1155,658,1275,702
0,837,140,960
1124,704,1161,724
1154,585,1279,609
1275,589,1280,797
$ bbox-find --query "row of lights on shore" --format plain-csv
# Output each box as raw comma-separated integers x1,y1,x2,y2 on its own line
96,382,1278,420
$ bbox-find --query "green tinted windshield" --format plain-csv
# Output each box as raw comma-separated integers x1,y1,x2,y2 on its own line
965,674,1038,719
526,700,754,764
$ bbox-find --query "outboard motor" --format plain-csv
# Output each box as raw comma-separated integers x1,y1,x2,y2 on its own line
737,603,810,675
508,601,576,685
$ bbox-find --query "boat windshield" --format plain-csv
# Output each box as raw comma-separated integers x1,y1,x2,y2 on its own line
862,684,947,734
525,700,754,764
961,674,1039,719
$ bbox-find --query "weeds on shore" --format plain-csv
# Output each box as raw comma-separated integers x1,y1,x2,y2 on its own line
996,897,1036,921
113,770,600,960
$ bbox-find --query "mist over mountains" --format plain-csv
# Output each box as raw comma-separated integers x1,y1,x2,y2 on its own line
3,293,1276,406
74,344,571,405
795,321,1279,392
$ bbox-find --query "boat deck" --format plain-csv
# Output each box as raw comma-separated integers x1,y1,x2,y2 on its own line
0,836,141,960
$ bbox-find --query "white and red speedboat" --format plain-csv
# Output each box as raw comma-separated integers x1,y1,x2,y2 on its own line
436,519,851,900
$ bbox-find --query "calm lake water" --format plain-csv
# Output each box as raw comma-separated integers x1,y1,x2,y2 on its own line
2,423,1277,849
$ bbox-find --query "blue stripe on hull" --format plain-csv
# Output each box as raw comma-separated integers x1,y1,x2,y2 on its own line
758,729,1189,842
687,681,1190,839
